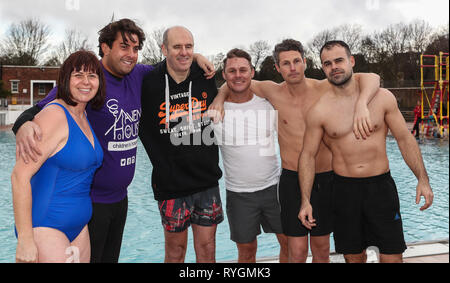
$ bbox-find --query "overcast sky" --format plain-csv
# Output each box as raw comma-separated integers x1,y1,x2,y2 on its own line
0,0,448,57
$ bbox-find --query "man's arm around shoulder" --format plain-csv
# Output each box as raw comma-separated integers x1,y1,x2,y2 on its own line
250,80,280,100
12,105,42,135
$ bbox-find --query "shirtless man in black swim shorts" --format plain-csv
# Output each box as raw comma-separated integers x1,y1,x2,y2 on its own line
298,40,434,263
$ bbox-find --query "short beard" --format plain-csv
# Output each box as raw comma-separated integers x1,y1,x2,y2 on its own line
328,71,353,87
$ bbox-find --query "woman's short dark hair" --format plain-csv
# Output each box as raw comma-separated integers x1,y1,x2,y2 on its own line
57,50,106,110
97,18,146,57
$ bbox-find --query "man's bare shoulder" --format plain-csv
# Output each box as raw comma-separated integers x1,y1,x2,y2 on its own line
253,79,283,89
272,81,295,96
308,78,333,93
305,77,321,85
378,87,396,98
373,88,397,103
251,80,285,99
375,88,399,109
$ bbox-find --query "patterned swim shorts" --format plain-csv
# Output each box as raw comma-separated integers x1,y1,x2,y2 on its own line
158,186,224,233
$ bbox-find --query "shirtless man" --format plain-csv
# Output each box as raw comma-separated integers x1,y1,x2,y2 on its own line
298,40,433,263
210,39,380,263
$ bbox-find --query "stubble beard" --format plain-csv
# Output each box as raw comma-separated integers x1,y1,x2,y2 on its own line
328,70,353,87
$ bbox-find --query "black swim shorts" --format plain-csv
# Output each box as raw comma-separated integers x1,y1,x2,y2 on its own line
332,171,407,255
279,169,334,237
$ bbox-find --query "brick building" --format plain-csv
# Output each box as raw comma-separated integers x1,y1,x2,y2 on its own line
0,65,59,106
0,65,59,125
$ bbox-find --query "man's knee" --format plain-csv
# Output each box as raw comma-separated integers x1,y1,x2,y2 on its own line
289,249,308,262
164,231,188,262
197,238,216,253
194,235,217,262
310,236,330,262
380,253,403,263
237,240,257,262
165,242,187,262
344,251,367,263
195,243,216,262
287,236,308,262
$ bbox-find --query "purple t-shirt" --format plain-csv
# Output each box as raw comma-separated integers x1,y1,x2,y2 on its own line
38,63,153,203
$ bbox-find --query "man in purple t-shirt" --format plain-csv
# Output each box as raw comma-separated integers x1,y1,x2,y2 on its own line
13,19,215,263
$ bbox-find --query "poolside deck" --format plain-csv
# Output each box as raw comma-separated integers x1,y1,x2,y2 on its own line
252,239,449,263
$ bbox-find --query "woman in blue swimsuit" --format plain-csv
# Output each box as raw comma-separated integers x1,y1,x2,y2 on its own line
11,51,105,263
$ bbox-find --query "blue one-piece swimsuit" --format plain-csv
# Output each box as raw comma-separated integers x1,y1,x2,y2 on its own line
25,102,103,242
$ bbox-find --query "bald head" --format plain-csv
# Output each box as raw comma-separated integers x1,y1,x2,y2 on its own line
161,26,195,78
162,26,194,48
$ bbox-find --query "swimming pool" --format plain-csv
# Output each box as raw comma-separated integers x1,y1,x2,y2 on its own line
0,130,448,262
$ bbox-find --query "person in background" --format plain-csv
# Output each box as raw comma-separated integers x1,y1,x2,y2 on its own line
412,99,422,138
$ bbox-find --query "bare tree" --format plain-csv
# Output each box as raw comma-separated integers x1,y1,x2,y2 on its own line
360,35,378,64
307,24,363,65
45,28,93,66
308,29,337,54
425,24,449,55
427,22,449,51
307,28,338,66
141,27,165,65
335,24,363,54
0,18,51,65
367,22,421,86
249,40,271,71
408,19,433,53
372,22,413,57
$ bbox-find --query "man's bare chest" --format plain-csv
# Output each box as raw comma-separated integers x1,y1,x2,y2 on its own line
324,101,386,139
273,94,317,125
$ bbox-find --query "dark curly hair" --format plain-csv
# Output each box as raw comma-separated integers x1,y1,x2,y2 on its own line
97,18,146,58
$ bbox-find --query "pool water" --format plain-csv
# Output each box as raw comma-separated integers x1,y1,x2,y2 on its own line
0,130,448,263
